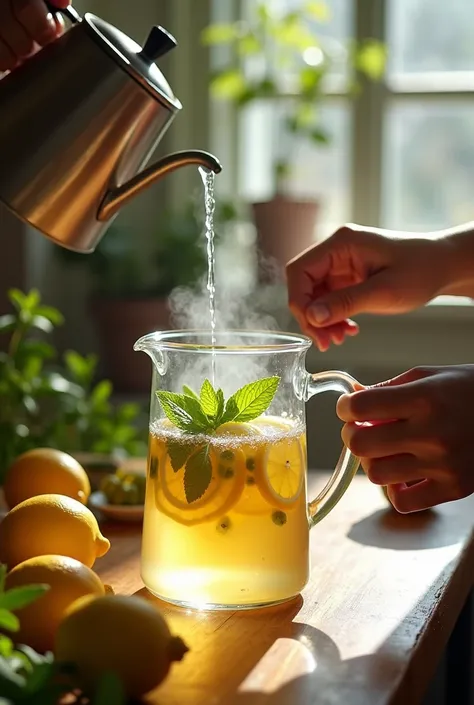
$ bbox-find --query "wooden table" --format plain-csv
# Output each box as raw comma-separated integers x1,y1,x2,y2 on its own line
94,472,474,705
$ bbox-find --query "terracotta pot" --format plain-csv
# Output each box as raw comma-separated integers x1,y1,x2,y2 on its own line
252,196,319,281
91,297,171,394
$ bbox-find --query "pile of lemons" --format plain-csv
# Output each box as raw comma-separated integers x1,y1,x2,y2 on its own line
0,448,188,698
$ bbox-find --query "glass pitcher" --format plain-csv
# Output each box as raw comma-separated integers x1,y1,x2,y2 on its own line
134,330,360,610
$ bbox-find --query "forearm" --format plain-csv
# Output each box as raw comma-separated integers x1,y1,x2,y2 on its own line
432,222,474,298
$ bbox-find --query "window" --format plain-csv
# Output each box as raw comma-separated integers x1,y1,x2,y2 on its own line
383,0,474,231
237,0,354,237
219,0,474,237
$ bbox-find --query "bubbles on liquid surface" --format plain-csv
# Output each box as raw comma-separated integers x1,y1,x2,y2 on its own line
149,418,305,450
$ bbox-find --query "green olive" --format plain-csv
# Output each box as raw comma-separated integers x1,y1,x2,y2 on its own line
122,481,140,505
100,474,121,502
109,484,127,505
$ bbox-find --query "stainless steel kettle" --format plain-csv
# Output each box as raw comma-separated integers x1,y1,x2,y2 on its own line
0,5,222,253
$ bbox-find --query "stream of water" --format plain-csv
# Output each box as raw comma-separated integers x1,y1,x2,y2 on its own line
199,167,217,383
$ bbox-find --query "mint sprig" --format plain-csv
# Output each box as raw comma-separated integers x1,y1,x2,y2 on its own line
156,376,280,436
155,376,280,503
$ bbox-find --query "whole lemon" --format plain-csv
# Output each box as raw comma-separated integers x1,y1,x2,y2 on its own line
0,494,110,569
3,448,91,509
5,555,105,653
55,594,189,698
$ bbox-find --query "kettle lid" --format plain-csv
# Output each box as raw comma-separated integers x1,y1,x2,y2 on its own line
83,13,182,111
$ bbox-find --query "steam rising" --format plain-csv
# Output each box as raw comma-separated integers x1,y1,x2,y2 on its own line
162,178,295,400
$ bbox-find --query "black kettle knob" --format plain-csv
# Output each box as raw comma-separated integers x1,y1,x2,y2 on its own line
138,26,177,63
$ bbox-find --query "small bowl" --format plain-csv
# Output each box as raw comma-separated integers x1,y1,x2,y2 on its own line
89,491,144,523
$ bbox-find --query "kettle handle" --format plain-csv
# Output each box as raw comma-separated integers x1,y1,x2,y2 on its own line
45,2,81,24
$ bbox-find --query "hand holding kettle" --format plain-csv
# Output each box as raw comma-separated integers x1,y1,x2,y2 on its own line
0,0,68,72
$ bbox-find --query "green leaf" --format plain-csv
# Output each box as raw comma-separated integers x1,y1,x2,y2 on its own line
15,644,53,668
0,584,49,612
90,380,113,407
64,350,96,385
356,40,387,80
256,3,271,24
200,22,240,46
200,379,219,418
19,341,55,360
184,445,212,503
215,388,225,425
23,661,54,694
167,440,197,472
30,315,53,334
210,69,247,101
299,66,324,96
34,305,64,326
182,385,199,401
0,655,25,697
8,289,27,311
0,610,19,632
223,376,280,424
93,671,126,705
156,392,208,434
0,316,15,334
0,564,6,592
309,127,330,144
0,636,12,659
237,33,262,56
24,290,40,311
304,1,330,21
272,19,314,50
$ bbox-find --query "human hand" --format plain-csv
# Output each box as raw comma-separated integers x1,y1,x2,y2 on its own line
286,224,451,351
0,0,68,73
337,365,474,513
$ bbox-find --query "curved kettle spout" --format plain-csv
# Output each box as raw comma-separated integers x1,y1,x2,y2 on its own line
98,150,222,221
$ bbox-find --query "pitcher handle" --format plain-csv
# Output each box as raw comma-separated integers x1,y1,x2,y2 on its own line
305,370,360,528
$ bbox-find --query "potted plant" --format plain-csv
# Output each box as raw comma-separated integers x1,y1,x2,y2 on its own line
57,199,238,394
201,1,386,274
0,288,148,488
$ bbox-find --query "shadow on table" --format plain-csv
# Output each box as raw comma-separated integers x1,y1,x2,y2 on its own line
346,506,461,550
146,561,457,705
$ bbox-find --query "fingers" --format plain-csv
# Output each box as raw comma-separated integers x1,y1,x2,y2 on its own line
305,275,384,328
304,319,359,352
0,38,16,72
0,0,66,72
14,0,59,44
342,420,416,458
361,454,440,485
0,1,35,59
387,480,448,514
337,375,434,422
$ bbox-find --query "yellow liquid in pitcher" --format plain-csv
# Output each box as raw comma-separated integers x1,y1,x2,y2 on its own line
141,415,309,608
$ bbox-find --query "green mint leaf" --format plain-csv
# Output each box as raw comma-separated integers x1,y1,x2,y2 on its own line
0,654,25,697
181,396,212,430
0,585,49,612
220,396,239,425
23,661,54,695
156,392,207,433
225,376,280,423
0,636,12,659
200,379,219,418
215,389,225,426
167,440,197,472
0,610,19,632
182,385,200,401
184,445,212,503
